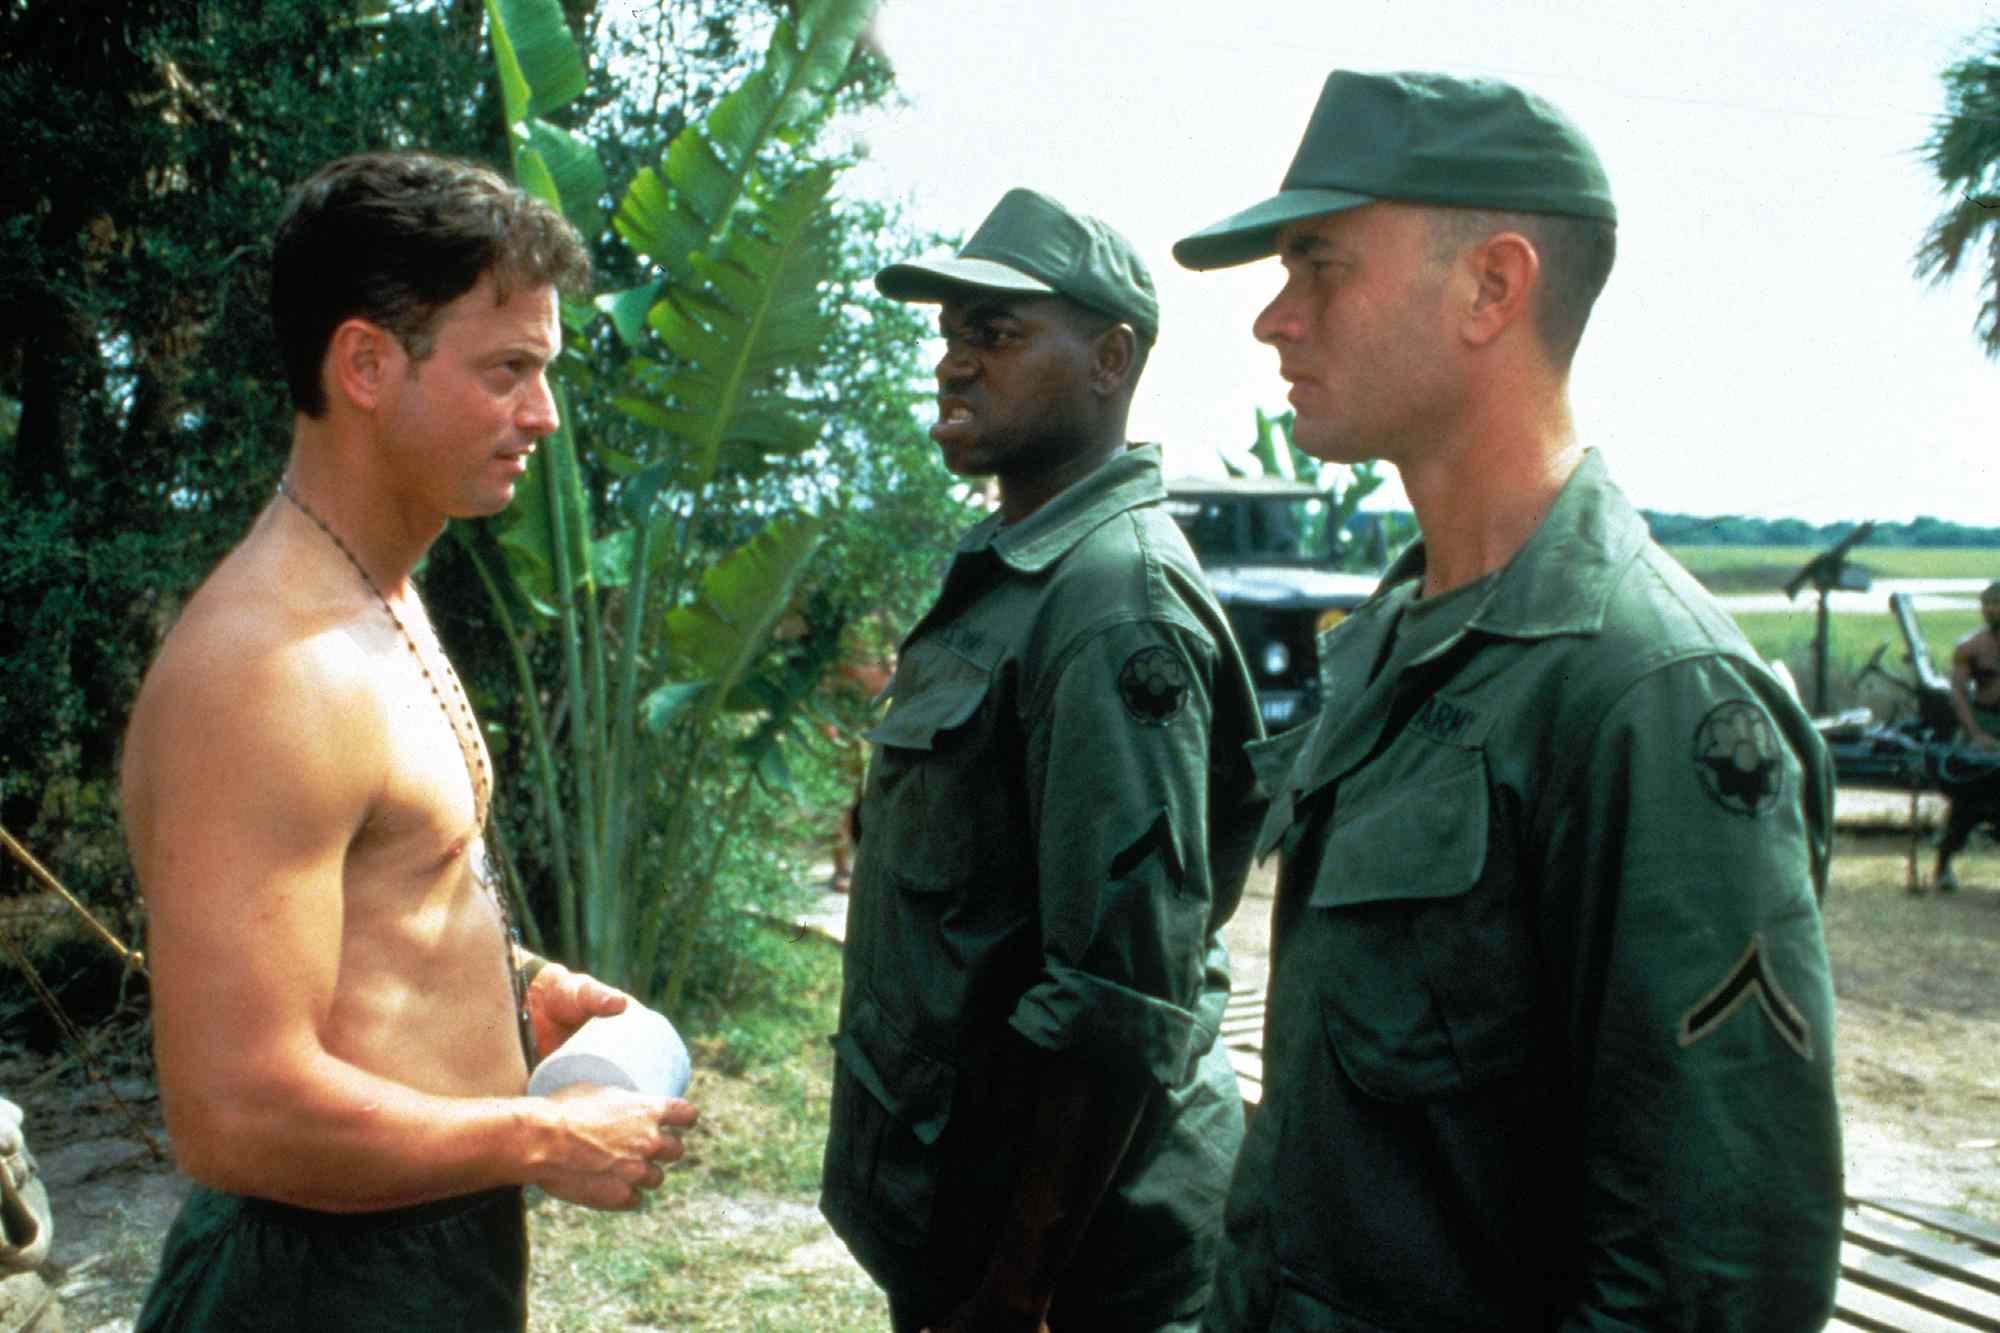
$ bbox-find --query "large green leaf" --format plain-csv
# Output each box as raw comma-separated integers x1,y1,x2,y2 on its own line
485,0,586,125
627,167,836,487
597,279,665,348
518,120,606,236
662,516,825,689
512,143,566,221
1251,407,1294,481
639,681,708,736
725,403,821,456
610,166,709,274
610,0,875,283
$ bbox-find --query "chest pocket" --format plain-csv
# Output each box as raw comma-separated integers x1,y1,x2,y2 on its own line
861,644,997,891
1304,747,1540,1102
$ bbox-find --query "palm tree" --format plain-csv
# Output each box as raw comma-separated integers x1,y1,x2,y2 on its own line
1917,23,2000,358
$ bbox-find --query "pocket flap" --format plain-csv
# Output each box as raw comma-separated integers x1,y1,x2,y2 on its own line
863,651,990,752
830,990,956,1146
1307,752,1489,909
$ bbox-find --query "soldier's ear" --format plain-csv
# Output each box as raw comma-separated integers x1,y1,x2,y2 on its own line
325,319,404,412
1460,231,1537,350
1091,323,1137,395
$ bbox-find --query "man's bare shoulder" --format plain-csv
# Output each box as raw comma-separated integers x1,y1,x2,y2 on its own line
1953,625,1998,659
123,530,390,853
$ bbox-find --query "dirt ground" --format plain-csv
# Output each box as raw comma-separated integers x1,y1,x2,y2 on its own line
14,794,2000,1328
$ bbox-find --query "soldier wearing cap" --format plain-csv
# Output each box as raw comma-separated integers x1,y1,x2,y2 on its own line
1175,71,1843,1329
819,187,1265,1332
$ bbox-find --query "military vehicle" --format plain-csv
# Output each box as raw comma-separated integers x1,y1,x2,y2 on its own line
1163,475,1379,730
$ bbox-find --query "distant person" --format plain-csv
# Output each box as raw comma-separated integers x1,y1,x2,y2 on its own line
121,151,696,1331
1174,69,1844,1329
819,187,1266,1332
1933,581,2000,890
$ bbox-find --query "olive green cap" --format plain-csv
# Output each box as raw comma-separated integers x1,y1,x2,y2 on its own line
1174,69,1616,271
876,187,1159,341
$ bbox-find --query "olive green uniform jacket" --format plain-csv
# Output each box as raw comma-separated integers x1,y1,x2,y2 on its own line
821,444,1266,1326
1207,450,1843,1332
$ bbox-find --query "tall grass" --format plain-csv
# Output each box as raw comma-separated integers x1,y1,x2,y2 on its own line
1659,547,1989,717
1729,609,1977,719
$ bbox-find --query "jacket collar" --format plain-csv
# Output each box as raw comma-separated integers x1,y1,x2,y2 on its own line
958,444,1168,574
1372,448,1646,645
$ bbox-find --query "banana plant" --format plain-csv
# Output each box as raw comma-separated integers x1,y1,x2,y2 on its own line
466,0,878,1003
1222,407,1387,572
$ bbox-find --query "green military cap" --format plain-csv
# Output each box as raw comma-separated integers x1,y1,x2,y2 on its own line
1174,69,1615,271
877,187,1159,341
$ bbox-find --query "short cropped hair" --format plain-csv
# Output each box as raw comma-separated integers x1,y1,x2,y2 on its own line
1058,299,1154,390
272,151,592,417
1429,208,1616,370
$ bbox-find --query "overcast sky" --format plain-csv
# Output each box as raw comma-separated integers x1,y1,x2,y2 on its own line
836,0,1999,525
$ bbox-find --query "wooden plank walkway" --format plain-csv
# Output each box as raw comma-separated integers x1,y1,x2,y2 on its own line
1219,984,1266,1108
1219,987,2000,1331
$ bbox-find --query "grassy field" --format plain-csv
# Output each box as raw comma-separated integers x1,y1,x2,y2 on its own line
1665,546,1990,716
1667,544,2000,590
1731,608,1978,717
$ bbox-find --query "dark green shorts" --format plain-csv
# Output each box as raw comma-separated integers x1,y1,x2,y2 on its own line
134,1184,527,1332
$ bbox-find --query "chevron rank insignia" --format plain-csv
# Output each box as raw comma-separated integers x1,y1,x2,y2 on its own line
1678,934,1814,1060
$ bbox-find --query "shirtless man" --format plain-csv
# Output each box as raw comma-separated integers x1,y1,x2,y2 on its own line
1948,585,2000,748
120,152,696,1330
1934,582,2000,890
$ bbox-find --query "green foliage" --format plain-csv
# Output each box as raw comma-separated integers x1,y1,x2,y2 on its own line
0,0,965,1014
1917,20,2000,358
474,0,959,1008
1728,607,1980,718
0,0,500,904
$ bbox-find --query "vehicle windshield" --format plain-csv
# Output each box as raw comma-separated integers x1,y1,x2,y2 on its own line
1165,495,1339,564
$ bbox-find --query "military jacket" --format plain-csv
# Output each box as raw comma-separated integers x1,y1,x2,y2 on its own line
1206,451,1843,1332
821,445,1265,1316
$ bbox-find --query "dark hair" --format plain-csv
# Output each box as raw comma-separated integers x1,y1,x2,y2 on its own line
1057,299,1154,390
1429,208,1616,370
272,151,592,416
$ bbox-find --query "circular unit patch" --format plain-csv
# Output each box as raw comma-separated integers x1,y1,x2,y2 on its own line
1118,646,1189,726
1692,699,1782,817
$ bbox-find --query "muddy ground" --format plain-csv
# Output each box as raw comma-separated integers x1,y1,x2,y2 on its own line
14,797,2000,1328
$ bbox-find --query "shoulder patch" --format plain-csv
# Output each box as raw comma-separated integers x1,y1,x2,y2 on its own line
1678,934,1814,1060
1692,699,1782,816
1118,645,1189,725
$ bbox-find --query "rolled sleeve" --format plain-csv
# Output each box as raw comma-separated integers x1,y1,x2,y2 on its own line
1009,963,1207,1087
1007,620,1220,1087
